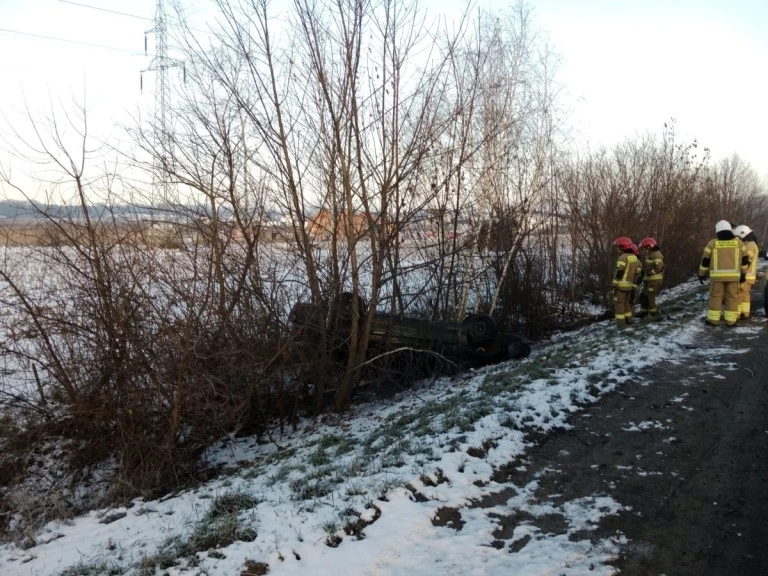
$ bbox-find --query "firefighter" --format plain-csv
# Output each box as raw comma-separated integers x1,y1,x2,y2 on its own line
698,220,749,326
638,237,664,317
629,243,643,319
733,224,759,319
612,236,641,326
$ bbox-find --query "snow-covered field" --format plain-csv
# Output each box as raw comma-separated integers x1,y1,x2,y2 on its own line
2,276,760,576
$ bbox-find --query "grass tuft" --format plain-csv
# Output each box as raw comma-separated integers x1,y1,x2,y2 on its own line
57,562,122,576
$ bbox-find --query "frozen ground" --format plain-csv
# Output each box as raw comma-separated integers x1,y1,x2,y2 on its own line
1,278,766,576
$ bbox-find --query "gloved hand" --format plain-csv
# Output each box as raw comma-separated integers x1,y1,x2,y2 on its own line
698,275,706,284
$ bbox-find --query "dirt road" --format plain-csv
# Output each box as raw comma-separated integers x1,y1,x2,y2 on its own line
487,314,768,575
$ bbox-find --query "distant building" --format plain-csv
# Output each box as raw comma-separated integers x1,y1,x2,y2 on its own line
306,208,377,242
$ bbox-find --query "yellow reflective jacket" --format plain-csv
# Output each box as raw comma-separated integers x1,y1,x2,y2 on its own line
698,238,748,282
613,253,640,291
643,247,664,282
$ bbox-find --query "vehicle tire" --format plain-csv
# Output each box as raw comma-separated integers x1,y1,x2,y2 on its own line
468,348,507,367
462,314,498,346
507,340,530,359
336,291,368,328
288,302,325,341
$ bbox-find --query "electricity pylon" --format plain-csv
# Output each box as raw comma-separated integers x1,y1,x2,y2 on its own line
142,0,183,199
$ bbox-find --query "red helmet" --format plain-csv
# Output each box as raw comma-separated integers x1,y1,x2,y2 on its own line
639,237,657,249
630,243,639,255
613,236,633,250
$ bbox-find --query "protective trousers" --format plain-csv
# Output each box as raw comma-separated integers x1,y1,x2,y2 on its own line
640,280,662,315
613,288,633,325
707,281,740,326
738,281,754,318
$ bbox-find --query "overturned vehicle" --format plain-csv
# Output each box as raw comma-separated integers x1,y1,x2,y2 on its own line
288,293,530,371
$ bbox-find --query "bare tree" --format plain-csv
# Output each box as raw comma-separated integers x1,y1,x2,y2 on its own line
178,0,492,410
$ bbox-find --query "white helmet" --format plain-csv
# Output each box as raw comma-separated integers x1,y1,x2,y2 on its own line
733,224,752,239
715,220,732,233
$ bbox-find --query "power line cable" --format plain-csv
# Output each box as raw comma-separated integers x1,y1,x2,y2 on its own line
58,0,214,36
58,0,150,21
0,26,150,55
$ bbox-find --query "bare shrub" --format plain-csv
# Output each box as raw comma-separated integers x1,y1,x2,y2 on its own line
0,100,295,527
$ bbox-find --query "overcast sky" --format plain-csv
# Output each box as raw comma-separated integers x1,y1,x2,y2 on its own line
529,0,768,178
1,0,766,199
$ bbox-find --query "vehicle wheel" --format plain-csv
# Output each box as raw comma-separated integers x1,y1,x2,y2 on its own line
462,314,498,346
468,348,507,367
288,302,325,340
507,340,530,359
336,291,368,329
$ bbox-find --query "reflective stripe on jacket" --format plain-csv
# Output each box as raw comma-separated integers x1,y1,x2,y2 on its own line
613,253,640,290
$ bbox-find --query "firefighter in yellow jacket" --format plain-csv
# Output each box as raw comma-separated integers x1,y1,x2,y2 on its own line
638,237,664,317
698,220,749,326
733,224,759,319
612,236,641,326
628,243,643,319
